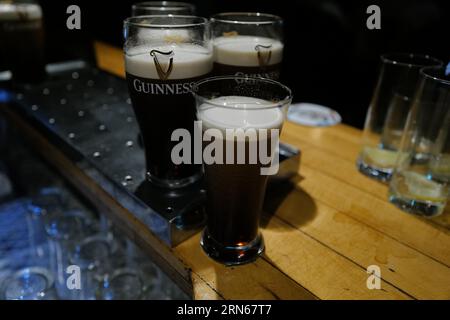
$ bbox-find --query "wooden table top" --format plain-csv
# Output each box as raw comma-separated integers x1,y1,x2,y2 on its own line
94,41,450,300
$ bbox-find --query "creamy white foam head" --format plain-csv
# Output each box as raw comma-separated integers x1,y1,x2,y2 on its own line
198,96,285,135
213,35,283,67
0,3,42,21
125,43,212,79
137,29,191,43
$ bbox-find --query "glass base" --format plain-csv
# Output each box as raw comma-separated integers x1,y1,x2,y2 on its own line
389,193,444,218
356,159,393,182
146,171,202,189
200,229,264,266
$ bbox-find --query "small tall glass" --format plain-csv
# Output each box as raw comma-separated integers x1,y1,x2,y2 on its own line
131,1,196,16
192,76,292,265
44,209,96,299
357,53,443,182
389,66,450,217
69,234,117,300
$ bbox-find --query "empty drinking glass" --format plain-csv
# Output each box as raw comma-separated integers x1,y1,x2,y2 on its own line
389,66,450,217
1,267,57,300
357,53,443,182
96,268,144,300
69,234,118,300
44,209,96,299
26,187,67,259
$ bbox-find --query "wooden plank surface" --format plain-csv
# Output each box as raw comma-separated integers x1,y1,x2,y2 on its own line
62,41,450,299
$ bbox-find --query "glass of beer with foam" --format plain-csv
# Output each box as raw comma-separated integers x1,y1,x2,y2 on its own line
0,2,46,82
123,15,213,188
210,12,284,80
192,76,292,265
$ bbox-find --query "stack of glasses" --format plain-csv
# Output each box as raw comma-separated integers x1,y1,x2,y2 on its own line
0,188,188,300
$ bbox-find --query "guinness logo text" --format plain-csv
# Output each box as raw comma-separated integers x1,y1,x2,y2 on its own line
133,78,195,95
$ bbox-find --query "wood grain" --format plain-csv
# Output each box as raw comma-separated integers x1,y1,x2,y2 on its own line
86,41,450,299
268,186,450,299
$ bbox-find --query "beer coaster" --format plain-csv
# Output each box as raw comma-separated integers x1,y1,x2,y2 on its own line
287,102,342,127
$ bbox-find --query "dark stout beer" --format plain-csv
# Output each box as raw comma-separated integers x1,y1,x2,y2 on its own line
212,35,283,80
198,96,283,256
0,3,45,82
125,44,212,187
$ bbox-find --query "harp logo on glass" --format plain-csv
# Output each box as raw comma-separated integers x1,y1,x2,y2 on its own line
150,49,174,80
255,44,272,67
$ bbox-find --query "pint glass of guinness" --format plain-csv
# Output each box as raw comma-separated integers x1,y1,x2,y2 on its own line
131,1,196,16
0,2,45,82
124,16,212,188
210,13,284,80
193,76,292,265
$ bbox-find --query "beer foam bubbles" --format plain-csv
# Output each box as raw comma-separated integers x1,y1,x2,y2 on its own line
125,43,212,79
214,35,283,67
198,96,285,133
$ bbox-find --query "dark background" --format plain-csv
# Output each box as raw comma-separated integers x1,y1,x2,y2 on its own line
38,0,449,128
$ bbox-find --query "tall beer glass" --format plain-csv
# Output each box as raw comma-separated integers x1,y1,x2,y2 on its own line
0,2,46,82
193,76,292,265
124,16,212,188
210,12,284,80
132,1,196,16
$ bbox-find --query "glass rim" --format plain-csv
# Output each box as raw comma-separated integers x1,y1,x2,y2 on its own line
124,15,208,29
132,1,195,11
3,267,54,299
44,209,91,240
380,53,443,68
210,12,283,25
420,66,450,86
108,267,143,282
192,76,293,110
70,234,114,267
